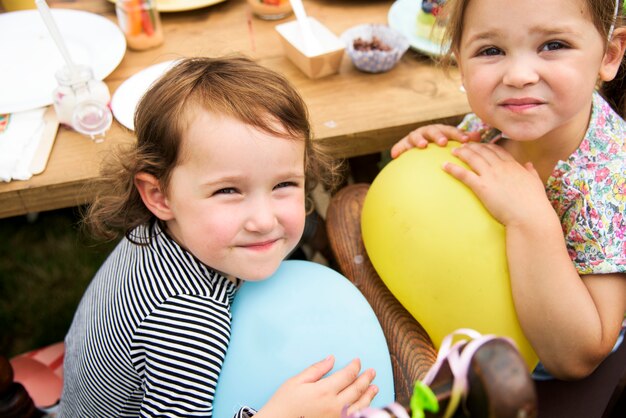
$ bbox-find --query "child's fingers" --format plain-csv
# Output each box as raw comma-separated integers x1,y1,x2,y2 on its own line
422,125,469,145
390,136,420,158
478,143,515,161
338,368,377,408
319,357,361,392
451,143,495,173
292,355,335,384
344,383,379,416
416,127,447,147
391,130,436,158
391,125,470,159
452,143,514,175
442,161,479,189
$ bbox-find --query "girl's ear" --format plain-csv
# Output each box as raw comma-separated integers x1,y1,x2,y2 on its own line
600,27,626,81
134,172,174,221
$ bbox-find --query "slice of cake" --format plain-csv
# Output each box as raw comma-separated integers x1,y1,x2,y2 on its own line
416,0,447,44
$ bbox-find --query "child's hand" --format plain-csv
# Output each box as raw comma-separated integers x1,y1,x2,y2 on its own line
254,356,378,418
391,124,480,159
444,143,552,226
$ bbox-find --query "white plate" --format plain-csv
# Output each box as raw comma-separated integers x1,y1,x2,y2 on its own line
0,9,126,114
111,60,178,131
108,0,227,13
387,0,449,57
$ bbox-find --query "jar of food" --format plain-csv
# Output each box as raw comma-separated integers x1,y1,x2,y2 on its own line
115,0,164,50
52,65,112,141
247,0,292,20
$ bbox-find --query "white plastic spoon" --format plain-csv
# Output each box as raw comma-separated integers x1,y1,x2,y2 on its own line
289,0,322,55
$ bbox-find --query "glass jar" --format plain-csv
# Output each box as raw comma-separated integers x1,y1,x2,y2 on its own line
115,0,164,51
247,0,292,20
52,65,112,141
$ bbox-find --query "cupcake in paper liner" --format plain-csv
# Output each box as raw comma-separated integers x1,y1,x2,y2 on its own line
341,24,409,73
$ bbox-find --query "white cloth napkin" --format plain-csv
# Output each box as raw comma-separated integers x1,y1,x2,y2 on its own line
0,107,46,182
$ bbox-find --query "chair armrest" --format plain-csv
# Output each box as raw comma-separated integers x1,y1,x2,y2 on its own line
326,183,437,405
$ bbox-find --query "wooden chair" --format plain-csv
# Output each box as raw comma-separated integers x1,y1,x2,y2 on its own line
325,183,626,418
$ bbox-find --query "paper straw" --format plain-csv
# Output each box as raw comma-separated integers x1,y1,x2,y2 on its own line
35,0,78,77
289,0,321,55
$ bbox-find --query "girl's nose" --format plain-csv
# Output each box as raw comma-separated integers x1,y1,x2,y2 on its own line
244,197,277,233
502,56,540,88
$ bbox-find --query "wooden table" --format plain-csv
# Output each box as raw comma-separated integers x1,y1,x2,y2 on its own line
0,0,469,219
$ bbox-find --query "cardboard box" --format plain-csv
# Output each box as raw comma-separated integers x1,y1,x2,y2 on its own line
275,17,345,79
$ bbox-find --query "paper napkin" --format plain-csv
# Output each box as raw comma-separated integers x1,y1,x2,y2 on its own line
0,107,46,182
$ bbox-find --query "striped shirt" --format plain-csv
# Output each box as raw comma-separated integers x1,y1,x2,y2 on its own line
60,221,256,417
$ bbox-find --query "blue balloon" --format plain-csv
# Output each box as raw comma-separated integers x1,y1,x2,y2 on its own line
213,260,394,416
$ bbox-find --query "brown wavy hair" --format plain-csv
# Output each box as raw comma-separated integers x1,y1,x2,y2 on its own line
84,56,341,242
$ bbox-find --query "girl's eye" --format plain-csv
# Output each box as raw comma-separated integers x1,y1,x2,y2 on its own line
214,187,238,195
478,46,503,57
541,41,567,51
274,181,298,190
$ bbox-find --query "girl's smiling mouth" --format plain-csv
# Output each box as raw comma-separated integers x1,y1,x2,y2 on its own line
239,239,280,251
499,97,546,113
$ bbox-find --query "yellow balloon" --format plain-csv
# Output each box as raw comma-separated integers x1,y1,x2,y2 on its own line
361,143,538,369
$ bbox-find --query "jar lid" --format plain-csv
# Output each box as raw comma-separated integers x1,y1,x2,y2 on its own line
71,100,113,139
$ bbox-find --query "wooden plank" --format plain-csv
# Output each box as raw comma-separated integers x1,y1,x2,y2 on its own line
29,107,60,175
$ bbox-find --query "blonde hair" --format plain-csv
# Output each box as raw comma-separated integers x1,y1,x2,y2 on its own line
84,56,341,241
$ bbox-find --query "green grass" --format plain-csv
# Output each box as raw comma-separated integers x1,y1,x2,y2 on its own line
0,207,118,358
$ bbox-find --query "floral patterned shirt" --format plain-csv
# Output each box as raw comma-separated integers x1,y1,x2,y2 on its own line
458,91,626,275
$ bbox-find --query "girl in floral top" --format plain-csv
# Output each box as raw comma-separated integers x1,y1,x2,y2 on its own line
391,0,626,380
